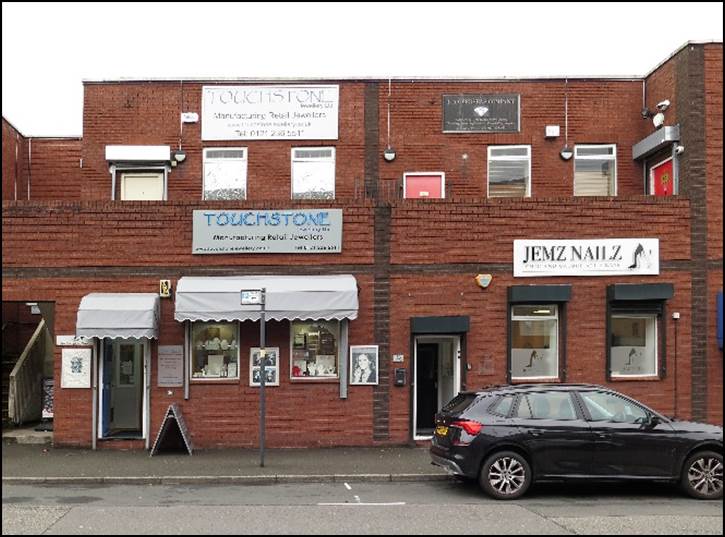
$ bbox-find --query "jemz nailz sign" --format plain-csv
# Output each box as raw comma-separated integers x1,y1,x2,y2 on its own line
202,85,339,140
514,239,660,277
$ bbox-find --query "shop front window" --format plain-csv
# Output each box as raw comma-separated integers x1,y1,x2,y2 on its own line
511,305,559,380
191,322,239,379
610,314,658,378
290,320,339,379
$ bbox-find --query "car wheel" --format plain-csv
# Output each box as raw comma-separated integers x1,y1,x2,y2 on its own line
681,451,723,500
479,451,532,500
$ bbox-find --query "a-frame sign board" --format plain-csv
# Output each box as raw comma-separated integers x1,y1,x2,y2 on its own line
150,403,193,456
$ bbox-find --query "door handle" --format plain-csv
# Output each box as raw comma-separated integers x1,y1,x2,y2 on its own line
528,430,542,437
596,432,611,439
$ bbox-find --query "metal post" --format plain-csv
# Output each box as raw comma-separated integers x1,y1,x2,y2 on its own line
259,289,266,467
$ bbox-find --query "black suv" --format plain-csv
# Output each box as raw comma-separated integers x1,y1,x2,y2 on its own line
430,384,723,500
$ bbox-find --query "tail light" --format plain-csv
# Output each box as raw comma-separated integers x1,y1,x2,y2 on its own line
451,419,483,436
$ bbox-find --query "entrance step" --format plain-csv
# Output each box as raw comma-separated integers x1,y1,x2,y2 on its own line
2,427,52,445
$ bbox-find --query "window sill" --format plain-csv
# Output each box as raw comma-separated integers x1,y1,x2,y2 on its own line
610,375,660,381
289,377,339,383
511,377,561,383
190,378,240,384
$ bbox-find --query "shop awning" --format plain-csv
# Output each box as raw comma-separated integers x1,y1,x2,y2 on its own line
174,275,358,322
76,293,160,339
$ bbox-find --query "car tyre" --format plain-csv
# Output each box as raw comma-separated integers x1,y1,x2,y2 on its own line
479,451,532,500
681,451,723,500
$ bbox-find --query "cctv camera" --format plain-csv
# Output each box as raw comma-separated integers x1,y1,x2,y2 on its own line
675,145,685,155
652,112,665,129
656,99,671,112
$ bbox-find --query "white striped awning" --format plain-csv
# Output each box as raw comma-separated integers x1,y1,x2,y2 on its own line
76,293,160,339
174,275,358,322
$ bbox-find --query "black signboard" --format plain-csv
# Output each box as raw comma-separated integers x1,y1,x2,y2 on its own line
443,94,520,133
150,403,193,456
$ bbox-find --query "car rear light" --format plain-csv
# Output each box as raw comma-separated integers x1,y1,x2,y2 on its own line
452,420,483,436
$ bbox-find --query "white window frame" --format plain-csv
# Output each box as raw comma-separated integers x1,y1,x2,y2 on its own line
510,304,559,382
610,313,658,379
188,321,241,381
113,166,168,201
291,147,336,200
202,147,248,200
289,320,344,381
402,172,446,199
573,144,617,196
487,145,531,198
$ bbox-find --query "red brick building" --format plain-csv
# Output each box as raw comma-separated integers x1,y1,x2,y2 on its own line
2,41,722,449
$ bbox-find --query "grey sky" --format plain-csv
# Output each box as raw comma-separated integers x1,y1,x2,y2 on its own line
2,2,722,136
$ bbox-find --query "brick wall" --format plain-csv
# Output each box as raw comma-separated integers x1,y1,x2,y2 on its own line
378,79,645,198
81,82,367,201
1,118,28,201
27,138,82,200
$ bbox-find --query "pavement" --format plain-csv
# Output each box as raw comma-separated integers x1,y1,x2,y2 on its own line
2,434,449,486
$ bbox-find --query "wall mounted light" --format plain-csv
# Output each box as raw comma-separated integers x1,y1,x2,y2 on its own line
559,145,573,161
172,149,187,164
383,147,396,162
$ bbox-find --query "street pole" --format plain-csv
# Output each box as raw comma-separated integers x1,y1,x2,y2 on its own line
259,289,266,467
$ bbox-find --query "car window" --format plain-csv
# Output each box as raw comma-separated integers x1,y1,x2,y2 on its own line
490,394,515,417
518,392,578,420
579,391,648,424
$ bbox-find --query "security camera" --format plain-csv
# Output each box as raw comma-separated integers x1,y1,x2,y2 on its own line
674,145,685,155
652,112,665,129
656,99,671,112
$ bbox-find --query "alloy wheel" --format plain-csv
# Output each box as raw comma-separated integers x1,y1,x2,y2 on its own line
688,455,723,498
488,456,527,496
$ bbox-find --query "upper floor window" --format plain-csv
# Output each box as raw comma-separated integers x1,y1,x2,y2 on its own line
203,148,248,200
487,145,531,198
403,172,445,199
574,144,617,196
291,147,335,200
120,172,165,201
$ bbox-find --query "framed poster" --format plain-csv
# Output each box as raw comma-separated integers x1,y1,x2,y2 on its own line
61,348,92,388
250,347,280,387
350,345,379,385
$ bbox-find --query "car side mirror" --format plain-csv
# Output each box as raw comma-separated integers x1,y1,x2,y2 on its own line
648,414,662,427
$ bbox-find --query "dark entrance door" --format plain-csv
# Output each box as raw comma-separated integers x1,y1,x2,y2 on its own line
416,343,439,433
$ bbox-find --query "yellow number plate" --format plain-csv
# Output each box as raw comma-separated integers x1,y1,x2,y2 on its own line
435,425,448,436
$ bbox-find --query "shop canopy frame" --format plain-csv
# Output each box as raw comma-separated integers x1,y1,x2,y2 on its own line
174,275,359,323
76,293,160,339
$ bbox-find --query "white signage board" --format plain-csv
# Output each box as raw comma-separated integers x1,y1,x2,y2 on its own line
158,345,184,387
192,209,342,254
514,238,660,277
202,85,339,140
61,348,92,388
57,335,94,346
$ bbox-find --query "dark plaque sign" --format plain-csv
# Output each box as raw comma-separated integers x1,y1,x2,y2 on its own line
443,94,520,133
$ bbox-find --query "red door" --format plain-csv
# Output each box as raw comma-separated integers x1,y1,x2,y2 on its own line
650,159,674,196
404,173,444,199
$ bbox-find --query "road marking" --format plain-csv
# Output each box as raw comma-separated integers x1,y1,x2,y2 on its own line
344,483,351,490
317,502,407,506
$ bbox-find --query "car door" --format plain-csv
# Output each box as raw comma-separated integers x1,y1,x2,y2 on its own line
576,390,677,477
514,391,594,478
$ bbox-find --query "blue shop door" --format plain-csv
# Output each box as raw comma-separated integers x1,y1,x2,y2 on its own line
101,339,113,437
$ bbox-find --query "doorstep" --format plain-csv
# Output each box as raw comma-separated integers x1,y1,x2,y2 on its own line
2,428,53,445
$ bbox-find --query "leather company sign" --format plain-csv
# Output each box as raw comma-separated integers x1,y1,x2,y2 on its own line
443,94,520,133
514,239,660,277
